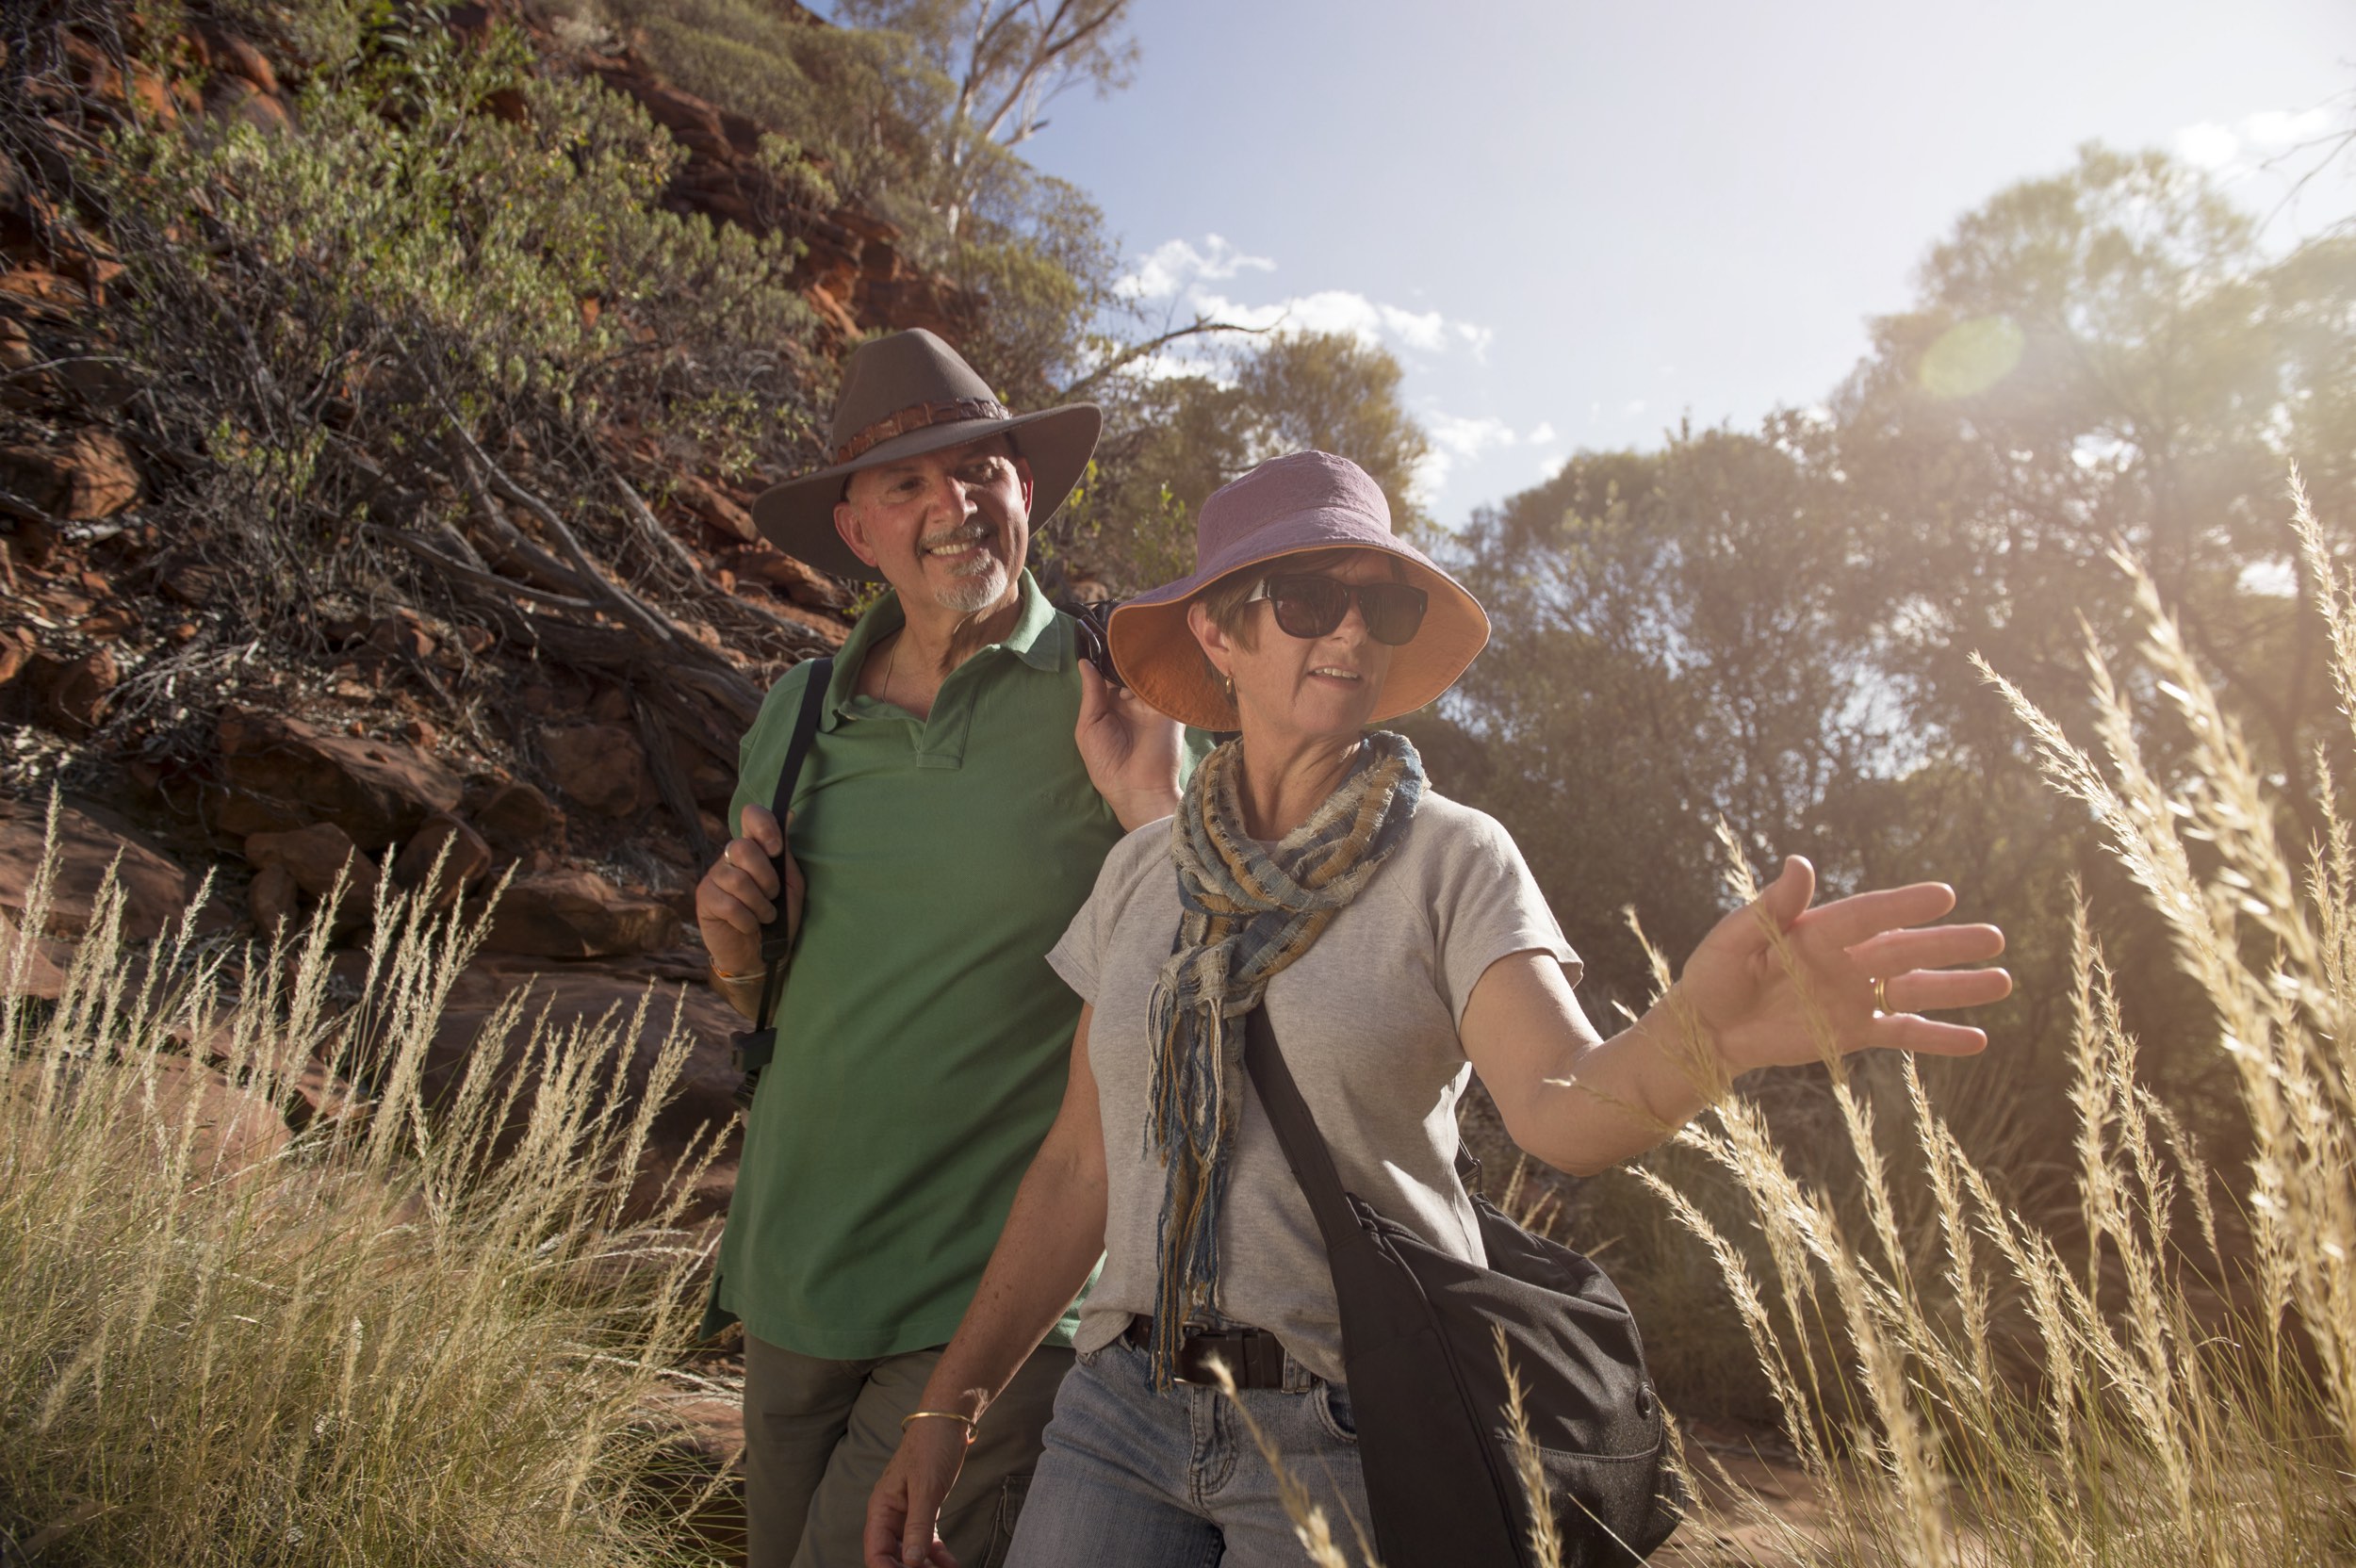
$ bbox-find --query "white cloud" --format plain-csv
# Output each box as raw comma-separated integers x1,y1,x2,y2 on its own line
1116,234,1494,369
1115,234,1274,301
1427,413,1519,459
1412,412,1570,504
2175,106,2345,178
2244,106,2334,148
1624,399,1648,416
2175,121,2242,171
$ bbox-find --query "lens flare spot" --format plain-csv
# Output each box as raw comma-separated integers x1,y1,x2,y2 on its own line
1918,317,2025,400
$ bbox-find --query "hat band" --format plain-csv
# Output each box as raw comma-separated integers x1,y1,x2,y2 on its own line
833,397,1011,466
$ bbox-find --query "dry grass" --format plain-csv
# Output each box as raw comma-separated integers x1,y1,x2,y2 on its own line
0,808,728,1567
1242,477,2356,1567
1644,474,2356,1564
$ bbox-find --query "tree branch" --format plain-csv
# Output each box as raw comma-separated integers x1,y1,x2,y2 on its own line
1054,316,1266,402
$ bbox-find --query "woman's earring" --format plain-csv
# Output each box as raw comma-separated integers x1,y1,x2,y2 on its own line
1222,672,1235,704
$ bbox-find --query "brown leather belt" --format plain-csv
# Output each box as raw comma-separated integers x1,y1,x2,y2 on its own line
1124,1316,1290,1388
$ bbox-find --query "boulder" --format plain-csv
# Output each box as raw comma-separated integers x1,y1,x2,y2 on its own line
539,722,657,818
390,949,746,1223
23,646,116,734
0,797,217,941
472,779,561,853
0,431,140,520
675,474,756,544
248,861,300,939
0,902,72,999
214,707,462,848
389,811,492,906
726,543,853,611
482,868,679,959
210,32,280,95
151,1054,295,1173
205,74,292,135
243,822,366,900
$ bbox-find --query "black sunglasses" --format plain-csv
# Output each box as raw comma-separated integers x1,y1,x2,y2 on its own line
1244,573,1429,645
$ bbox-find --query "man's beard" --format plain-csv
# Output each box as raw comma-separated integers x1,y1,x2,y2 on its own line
921,525,1012,612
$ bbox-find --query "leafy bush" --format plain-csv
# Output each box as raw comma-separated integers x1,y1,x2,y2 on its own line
84,16,818,612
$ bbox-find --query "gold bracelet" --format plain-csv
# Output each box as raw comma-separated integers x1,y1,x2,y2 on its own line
708,958,774,986
900,1410,977,1444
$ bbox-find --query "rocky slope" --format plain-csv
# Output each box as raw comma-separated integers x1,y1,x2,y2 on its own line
0,2,984,1221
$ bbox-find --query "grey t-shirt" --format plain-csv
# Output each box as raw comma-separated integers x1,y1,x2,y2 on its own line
1046,791,1585,1381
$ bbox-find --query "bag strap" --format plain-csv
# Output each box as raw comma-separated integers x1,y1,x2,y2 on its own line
1246,1005,1486,1222
1242,1005,1374,1258
749,657,831,1032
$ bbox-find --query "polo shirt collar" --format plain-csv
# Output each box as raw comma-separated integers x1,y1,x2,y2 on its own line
821,570,1068,729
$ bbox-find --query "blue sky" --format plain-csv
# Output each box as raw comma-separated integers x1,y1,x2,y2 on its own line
992,0,2356,526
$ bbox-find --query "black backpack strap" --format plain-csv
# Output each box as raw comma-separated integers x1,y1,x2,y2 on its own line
730,658,830,1103
1242,1005,1372,1257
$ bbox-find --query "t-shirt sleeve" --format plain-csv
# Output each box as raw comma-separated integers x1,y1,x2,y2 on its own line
1048,824,1156,1004
1428,805,1579,1025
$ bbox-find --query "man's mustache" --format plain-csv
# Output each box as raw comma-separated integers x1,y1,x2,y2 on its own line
920,523,990,553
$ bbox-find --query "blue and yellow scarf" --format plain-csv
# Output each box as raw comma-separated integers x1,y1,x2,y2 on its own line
1142,730,1425,1387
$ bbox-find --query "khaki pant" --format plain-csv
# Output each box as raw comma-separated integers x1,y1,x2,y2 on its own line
744,1335,1072,1568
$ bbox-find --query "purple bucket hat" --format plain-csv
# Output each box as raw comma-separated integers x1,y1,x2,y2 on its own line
1106,451,1490,730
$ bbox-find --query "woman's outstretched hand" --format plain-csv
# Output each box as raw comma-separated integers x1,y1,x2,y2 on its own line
1680,856,2011,1074
864,1421,969,1568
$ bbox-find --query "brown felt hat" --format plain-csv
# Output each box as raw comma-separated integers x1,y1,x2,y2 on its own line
1108,451,1490,731
750,329,1102,581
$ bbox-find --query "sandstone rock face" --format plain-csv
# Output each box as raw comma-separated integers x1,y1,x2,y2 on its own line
0,797,214,941
538,723,656,818
483,868,679,958
242,821,366,900
389,811,492,905
214,707,462,847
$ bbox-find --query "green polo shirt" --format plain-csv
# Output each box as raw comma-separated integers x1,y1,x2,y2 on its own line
713,572,1123,1359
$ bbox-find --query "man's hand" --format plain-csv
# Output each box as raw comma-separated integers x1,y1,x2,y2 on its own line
864,1419,968,1568
1075,662,1183,831
695,805,805,985
1680,856,2011,1075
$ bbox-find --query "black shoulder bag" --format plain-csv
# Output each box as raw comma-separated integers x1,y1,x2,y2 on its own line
1243,1006,1685,1567
728,656,832,1113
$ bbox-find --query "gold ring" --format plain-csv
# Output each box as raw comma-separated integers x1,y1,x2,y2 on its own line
1873,975,1891,1015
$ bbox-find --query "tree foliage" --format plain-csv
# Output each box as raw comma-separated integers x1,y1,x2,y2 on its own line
1041,331,1432,597
831,0,1137,236
1442,146,2356,1184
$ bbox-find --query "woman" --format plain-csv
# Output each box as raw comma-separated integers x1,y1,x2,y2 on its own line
863,451,2010,1568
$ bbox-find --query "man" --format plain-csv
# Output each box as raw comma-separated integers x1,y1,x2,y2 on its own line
694,329,1181,1568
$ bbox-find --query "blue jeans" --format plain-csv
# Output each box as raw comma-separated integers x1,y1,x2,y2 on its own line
1006,1331,1371,1567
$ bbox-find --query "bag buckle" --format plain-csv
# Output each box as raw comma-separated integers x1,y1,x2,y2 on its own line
731,1027,777,1076
730,1028,777,1112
